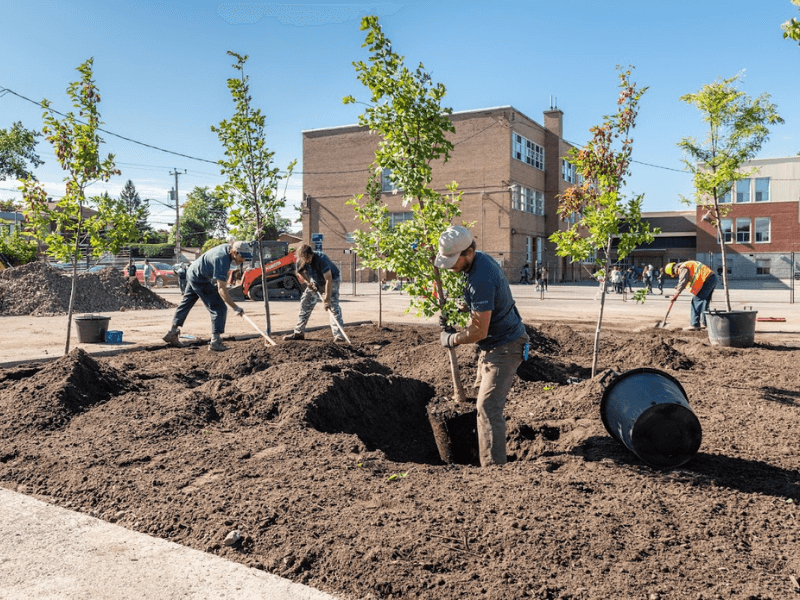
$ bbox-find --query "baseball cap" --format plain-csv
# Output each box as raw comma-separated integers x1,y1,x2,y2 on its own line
434,226,474,269
231,241,252,260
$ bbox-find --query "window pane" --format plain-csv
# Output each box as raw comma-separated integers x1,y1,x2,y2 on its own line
756,259,771,275
736,180,750,203
718,186,731,203
720,218,732,243
755,178,769,202
736,218,751,243
755,217,770,242
382,168,400,193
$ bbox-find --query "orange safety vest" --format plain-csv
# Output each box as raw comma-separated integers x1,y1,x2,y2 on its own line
680,261,713,295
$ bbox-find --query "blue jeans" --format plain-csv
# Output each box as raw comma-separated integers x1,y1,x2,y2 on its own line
172,276,227,336
293,278,344,340
691,273,718,327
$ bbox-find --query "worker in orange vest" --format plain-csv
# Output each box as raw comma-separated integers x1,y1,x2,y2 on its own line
664,260,718,331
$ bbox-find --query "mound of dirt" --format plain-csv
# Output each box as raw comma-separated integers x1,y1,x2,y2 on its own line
0,262,173,316
1,322,799,599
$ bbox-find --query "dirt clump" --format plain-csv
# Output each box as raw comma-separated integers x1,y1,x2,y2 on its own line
0,261,172,316
1,322,799,599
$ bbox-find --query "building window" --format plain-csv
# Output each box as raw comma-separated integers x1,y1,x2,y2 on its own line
388,212,413,228
718,186,731,203
756,258,771,275
735,180,750,203
512,133,545,170
562,160,576,183
720,218,732,243
381,168,400,193
754,217,770,243
754,178,769,202
511,184,544,215
736,218,751,243
526,236,532,264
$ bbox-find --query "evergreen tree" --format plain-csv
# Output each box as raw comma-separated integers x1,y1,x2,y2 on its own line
119,180,150,238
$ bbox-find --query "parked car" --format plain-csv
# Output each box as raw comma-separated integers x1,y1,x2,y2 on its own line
135,262,178,287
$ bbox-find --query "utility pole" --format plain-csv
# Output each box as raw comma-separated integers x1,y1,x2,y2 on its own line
169,169,187,261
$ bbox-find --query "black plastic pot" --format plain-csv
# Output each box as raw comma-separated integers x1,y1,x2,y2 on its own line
705,310,757,348
74,314,110,343
600,368,702,468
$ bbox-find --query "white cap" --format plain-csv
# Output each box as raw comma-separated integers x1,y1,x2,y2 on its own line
434,226,474,269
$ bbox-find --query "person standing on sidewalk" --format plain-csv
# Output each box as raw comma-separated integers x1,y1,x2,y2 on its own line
665,260,718,331
283,244,345,343
162,241,251,351
143,259,153,289
435,225,529,467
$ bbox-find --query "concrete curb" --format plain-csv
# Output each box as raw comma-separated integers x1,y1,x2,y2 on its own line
0,487,339,600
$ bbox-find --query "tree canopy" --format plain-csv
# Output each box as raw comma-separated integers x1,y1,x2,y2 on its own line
0,121,43,181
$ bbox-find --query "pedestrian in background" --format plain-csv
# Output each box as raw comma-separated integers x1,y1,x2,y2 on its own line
143,259,153,290
126,260,136,278
519,263,530,285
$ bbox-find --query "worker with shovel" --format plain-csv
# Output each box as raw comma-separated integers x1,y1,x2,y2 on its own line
162,241,251,351
283,244,346,343
664,260,718,331
436,225,529,467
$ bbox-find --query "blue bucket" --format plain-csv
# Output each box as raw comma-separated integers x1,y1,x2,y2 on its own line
600,368,702,468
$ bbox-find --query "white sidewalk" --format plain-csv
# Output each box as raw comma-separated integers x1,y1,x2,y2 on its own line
0,487,338,600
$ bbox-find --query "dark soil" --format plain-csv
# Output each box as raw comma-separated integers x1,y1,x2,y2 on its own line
1,322,799,599
0,262,172,316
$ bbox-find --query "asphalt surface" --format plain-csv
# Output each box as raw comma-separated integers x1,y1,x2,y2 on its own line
1,279,799,599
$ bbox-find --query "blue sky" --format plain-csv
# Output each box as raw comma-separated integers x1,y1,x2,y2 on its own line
2,0,799,232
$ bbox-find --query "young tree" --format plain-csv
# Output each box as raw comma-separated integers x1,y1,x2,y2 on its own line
20,58,138,355
211,51,296,335
0,121,44,181
782,0,800,44
119,179,150,236
678,74,783,311
344,15,467,401
550,67,657,378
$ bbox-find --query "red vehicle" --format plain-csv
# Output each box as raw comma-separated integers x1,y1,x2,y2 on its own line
135,261,178,288
228,241,303,300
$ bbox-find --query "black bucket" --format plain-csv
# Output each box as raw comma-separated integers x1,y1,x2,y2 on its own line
705,310,757,348
74,314,111,343
600,368,702,468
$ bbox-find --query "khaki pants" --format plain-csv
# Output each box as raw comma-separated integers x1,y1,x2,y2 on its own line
474,334,528,467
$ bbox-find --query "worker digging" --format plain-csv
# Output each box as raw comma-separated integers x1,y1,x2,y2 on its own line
162,241,252,351
664,260,718,331
435,225,529,467
283,244,346,343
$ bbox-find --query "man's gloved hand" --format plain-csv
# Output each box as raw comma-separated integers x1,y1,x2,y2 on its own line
307,282,318,293
234,306,244,317
456,299,468,313
323,297,331,311
440,330,457,348
438,313,450,331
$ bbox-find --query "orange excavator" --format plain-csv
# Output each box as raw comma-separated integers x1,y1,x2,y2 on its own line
227,241,304,301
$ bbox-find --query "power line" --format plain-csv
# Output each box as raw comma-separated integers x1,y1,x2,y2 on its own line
0,85,218,165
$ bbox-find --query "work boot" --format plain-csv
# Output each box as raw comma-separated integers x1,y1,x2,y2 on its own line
209,337,229,352
683,325,701,331
163,328,183,348
283,332,305,341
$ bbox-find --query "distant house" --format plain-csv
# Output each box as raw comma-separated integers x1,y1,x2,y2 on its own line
0,210,25,236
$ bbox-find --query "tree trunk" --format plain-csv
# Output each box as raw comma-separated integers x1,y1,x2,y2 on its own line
591,238,613,378
712,201,732,312
378,267,383,329
64,209,85,355
432,265,466,403
254,209,272,334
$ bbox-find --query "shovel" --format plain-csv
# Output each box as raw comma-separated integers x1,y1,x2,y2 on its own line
317,292,351,344
657,300,675,329
241,313,277,346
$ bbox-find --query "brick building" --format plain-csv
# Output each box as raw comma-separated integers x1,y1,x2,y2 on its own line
301,106,581,282
695,156,800,279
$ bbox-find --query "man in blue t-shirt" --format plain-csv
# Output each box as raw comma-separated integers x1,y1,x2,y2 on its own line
283,244,346,342
162,241,251,351
436,225,529,467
